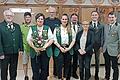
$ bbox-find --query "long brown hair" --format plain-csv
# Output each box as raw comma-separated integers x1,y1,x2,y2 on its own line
61,14,71,34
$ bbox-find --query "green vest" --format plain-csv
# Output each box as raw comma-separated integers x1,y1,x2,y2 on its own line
30,25,52,58
54,27,74,57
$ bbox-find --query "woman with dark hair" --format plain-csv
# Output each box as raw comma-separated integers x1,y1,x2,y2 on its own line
76,21,94,80
53,14,76,80
27,13,53,80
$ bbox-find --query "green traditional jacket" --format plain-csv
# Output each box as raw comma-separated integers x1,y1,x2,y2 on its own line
20,23,30,54
0,20,24,55
54,27,74,57
30,25,52,58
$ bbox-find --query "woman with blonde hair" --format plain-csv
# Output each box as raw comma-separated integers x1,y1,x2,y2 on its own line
76,21,94,80
53,14,76,80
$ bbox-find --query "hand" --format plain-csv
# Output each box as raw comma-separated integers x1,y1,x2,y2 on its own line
38,47,46,51
99,47,103,53
34,47,40,53
117,54,120,59
78,49,85,55
64,48,70,53
59,47,65,53
0,55,5,59
82,49,86,54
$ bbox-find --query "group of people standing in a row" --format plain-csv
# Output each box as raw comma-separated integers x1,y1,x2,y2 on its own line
0,6,120,80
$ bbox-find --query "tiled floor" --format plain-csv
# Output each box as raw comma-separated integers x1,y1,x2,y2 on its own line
16,66,120,80
1,56,120,80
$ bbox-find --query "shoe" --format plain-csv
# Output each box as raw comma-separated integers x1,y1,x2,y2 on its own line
72,73,79,79
24,76,29,80
66,77,70,80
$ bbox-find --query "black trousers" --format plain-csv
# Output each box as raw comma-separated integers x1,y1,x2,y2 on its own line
0,59,1,80
94,48,100,75
103,50,119,80
79,54,92,80
47,44,57,77
55,52,72,79
31,51,50,80
72,50,78,74
1,54,18,80
67,50,78,78
52,44,57,76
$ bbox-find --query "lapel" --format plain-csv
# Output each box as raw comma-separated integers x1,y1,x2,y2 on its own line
105,24,110,35
89,21,101,33
2,20,10,32
109,22,118,33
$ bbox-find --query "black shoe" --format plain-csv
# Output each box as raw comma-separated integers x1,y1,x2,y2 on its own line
24,76,29,80
66,77,70,80
72,73,79,79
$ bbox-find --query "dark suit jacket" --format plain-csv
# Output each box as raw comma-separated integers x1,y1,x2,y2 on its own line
0,20,23,55
76,29,94,55
89,21,104,50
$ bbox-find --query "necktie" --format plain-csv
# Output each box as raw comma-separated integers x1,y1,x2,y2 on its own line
73,24,76,32
109,25,112,31
93,23,96,29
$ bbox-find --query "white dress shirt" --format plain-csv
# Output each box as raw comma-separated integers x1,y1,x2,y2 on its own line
54,25,76,45
80,31,87,50
71,23,78,33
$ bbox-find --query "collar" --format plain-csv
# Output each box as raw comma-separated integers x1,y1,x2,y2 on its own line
109,21,117,27
61,25,67,30
37,25,43,30
92,21,98,25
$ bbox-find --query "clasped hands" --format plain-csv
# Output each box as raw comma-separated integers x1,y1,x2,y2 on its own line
78,49,86,55
34,46,46,53
59,46,70,53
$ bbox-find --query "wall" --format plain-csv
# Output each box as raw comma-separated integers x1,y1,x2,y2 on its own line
0,0,117,5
